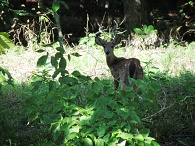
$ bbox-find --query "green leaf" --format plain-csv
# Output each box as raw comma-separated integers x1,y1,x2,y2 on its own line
103,133,110,143
37,53,48,66
145,137,155,144
0,73,6,83
83,138,93,146
0,32,15,54
72,70,81,77
66,132,78,141
55,52,63,59
97,123,106,137
59,76,78,85
52,2,60,13
36,49,45,53
52,69,60,79
117,132,133,140
104,110,114,119
59,57,66,69
70,52,82,57
116,108,129,119
146,25,154,35
51,56,58,69
143,25,148,34
68,54,71,61
134,134,144,141
56,47,65,54
133,28,144,35
95,139,104,146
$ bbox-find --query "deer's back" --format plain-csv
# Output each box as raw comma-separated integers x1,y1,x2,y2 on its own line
109,57,143,80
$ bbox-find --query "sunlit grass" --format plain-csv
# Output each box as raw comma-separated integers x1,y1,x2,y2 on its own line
66,41,195,79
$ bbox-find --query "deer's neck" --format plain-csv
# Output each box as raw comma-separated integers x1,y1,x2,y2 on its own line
106,54,117,68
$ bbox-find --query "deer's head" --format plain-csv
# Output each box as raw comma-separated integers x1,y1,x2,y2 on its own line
95,35,121,56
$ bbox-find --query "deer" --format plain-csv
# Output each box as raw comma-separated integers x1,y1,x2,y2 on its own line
95,35,143,90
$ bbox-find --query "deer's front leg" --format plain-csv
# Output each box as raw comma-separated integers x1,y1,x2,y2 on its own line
114,78,120,90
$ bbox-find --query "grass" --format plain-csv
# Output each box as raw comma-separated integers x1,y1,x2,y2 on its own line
0,40,195,145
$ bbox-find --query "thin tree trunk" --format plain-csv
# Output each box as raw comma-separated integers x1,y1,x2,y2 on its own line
123,0,146,34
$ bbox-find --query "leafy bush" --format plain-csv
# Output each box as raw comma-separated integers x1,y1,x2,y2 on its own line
22,70,160,145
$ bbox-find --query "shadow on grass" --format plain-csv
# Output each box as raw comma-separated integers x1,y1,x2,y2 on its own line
0,71,195,145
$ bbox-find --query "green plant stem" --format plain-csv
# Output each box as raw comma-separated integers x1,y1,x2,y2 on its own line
53,11,64,49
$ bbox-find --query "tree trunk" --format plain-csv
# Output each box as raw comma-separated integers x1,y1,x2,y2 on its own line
123,0,146,34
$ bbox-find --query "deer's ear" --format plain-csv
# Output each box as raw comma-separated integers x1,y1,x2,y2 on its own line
112,35,121,45
95,36,105,46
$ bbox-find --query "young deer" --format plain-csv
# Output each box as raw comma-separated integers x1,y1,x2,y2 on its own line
95,35,143,90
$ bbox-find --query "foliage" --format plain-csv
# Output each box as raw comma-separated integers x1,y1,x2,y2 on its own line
131,25,160,50
22,70,160,145
134,25,157,36
0,32,15,54
0,66,13,94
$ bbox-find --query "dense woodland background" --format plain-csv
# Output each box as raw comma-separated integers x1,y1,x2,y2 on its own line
0,0,195,146
1,0,195,45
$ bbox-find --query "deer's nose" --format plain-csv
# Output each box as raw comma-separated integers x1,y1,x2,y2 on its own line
105,50,110,55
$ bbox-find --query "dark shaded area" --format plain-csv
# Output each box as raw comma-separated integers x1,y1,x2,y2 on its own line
0,0,195,45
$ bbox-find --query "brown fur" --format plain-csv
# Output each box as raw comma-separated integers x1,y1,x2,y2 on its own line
95,35,143,90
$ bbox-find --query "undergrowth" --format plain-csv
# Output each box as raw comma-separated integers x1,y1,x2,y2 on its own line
0,42,195,146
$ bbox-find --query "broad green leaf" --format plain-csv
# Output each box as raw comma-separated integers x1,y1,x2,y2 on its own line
146,25,154,35
134,134,144,141
59,57,66,69
0,73,6,82
144,137,155,144
95,138,104,146
103,133,110,143
36,49,45,53
55,52,63,59
104,110,114,119
133,28,144,35
59,76,78,85
97,123,106,137
56,47,65,54
116,108,129,119
66,132,78,141
0,32,15,54
117,132,133,140
52,69,60,79
51,56,58,69
72,70,81,77
129,112,140,123
70,52,82,57
143,25,148,34
37,53,48,66
52,2,60,13
83,137,93,146
68,54,71,61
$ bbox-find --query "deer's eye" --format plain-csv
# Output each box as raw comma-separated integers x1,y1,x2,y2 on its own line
111,45,114,48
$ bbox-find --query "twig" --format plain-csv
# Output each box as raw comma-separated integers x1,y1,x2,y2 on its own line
142,95,193,121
